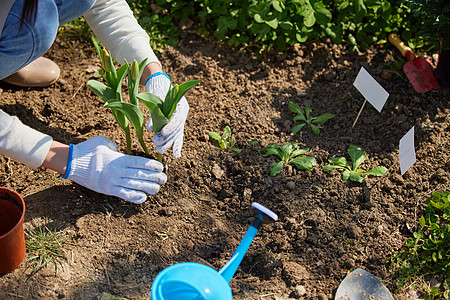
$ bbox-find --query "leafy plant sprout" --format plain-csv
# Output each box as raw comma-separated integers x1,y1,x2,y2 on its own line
24,218,70,277
323,145,388,183
390,191,449,299
261,142,317,176
288,102,335,136
208,126,241,153
87,35,200,162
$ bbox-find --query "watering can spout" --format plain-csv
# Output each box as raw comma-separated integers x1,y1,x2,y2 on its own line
219,202,278,283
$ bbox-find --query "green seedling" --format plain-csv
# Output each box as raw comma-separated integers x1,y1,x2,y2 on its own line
24,218,70,277
87,36,200,161
87,36,148,155
208,126,241,153
390,191,449,299
137,78,200,162
261,142,317,176
323,145,387,183
288,102,335,136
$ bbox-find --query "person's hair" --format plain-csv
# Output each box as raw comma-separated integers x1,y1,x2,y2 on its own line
20,0,39,28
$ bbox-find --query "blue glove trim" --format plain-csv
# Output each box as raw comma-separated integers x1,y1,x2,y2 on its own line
61,144,74,179
144,72,170,86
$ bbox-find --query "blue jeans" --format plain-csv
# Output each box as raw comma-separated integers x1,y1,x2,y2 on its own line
0,0,96,80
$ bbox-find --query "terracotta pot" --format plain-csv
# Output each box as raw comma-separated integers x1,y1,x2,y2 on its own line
0,187,26,274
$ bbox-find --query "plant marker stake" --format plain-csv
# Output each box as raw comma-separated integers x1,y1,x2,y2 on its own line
352,99,367,128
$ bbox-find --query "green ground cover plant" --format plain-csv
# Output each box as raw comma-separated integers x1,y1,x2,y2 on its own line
323,145,388,183
25,218,70,277
261,142,316,176
209,126,241,153
390,191,449,299
127,0,438,54
288,102,335,135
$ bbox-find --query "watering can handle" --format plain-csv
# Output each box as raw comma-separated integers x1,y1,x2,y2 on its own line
388,33,415,60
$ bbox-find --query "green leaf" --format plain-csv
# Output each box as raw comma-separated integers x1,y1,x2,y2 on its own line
292,123,307,134
281,142,296,161
288,101,303,115
311,113,335,124
348,145,366,171
87,80,113,101
151,106,169,133
342,169,351,181
310,123,320,135
104,102,145,138
348,171,365,183
291,148,309,158
209,131,222,141
222,126,231,140
136,92,163,112
328,157,350,168
262,144,282,158
323,165,344,172
269,161,284,176
166,79,201,117
362,166,388,177
290,156,316,171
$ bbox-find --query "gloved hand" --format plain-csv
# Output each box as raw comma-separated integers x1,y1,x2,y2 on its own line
145,72,189,158
62,136,167,204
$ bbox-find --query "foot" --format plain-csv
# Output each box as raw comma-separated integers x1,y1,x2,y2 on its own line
2,57,60,87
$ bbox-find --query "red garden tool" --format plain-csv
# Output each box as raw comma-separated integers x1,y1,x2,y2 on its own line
388,33,441,93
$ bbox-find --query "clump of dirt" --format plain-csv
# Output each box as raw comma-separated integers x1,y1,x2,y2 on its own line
0,30,448,299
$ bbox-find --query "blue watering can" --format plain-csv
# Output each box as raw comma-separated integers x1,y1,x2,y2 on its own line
150,202,278,300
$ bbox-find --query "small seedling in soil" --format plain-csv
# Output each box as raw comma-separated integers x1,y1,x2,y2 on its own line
288,102,335,135
261,142,317,176
390,191,449,299
24,218,70,277
323,145,388,183
209,126,241,153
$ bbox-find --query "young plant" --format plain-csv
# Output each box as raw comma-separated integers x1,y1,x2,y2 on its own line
25,218,70,277
136,78,200,161
390,191,449,299
323,145,388,183
87,36,148,155
261,142,317,176
208,126,241,153
288,102,335,136
87,36,200,161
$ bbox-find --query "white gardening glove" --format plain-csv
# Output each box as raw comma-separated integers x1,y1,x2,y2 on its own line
62,136,167,204
145,72,189,158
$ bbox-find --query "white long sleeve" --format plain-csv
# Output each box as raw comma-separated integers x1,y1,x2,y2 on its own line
84,0,160,66
0,109,53,169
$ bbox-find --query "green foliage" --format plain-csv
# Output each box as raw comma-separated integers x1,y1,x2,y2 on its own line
25,218,70,277
135,0,439,55
87,36,149,155
323,145,388,182
288,102,335,136
87,36,200,160
390,191,450,299
209,126,241,153
404,0,450,49
261,142,317,176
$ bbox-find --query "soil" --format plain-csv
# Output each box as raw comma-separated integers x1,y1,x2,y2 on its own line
0,29,448,300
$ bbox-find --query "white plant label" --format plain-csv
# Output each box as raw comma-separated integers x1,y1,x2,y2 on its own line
399,126,416,175
353,67,389,112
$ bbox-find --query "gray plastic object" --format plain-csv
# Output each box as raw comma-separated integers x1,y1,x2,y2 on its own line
335,268,394,300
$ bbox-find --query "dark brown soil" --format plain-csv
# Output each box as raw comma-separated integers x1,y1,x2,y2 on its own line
0,30,448,300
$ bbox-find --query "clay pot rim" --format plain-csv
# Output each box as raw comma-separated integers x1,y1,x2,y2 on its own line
0,187,25,239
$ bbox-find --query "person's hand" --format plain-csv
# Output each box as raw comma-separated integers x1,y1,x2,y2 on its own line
62,136,167,204
145,72,189,158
